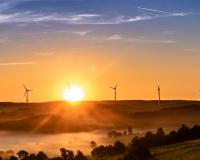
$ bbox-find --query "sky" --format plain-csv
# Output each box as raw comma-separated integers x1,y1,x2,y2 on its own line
0,0,200,102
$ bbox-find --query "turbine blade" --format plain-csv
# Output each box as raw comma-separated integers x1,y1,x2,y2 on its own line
68,82,71,89
115,83,118,88
23,84,27,90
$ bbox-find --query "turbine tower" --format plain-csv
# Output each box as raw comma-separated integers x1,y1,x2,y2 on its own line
110,83,118,102
68,82,71,89
23,84,32,104
158,85,161,106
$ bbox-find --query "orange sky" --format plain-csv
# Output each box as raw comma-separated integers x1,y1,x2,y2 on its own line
1,40,200,102
0,0,200,102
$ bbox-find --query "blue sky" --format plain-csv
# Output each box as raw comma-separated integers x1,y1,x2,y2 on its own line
0,0,198,23
0,0,199,45
0,0,200,101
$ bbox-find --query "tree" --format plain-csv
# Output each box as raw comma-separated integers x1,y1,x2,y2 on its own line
17,150,29,160
10,156,18,160
156,128,165,137
90,141,97,149
60,148,74,160
128,126,133,135
155,128,165,145
166,130,176,144
144,131,154,146
123,142,151,160
177,124,190,141
91,145,106,157
114,141,126,154
191,125,200,139
74,150,87,160
36,151,48,160
29,153,36,160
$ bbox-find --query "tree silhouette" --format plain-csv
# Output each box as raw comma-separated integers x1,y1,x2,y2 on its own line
74,150,87,160
17,150,29,160
60,148,74,160
36,151,48,160
29,153,36,160
114,141,126,154
9,155,18,160
177,124,190,141
90,141,97,149
128,126,133,135
123,142,151,160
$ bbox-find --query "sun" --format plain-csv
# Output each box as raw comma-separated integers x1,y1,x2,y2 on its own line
64,85,85,102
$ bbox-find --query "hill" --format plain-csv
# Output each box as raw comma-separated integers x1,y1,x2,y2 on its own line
0,100,199,134
150,139,200,160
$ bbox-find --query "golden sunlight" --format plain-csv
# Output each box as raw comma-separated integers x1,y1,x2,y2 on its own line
63,85,85,102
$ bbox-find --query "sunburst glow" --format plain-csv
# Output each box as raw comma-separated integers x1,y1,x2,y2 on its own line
64,85,85,102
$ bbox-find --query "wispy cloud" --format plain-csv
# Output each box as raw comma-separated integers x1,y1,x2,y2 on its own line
0,61,36,66
107,35,122,40
106,34,177,44
126,38,177,44
137,6,189,17
73,30,92,36
138,7,170,14
0,7,190,25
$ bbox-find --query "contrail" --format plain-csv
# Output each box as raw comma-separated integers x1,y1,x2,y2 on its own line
137,7,170,14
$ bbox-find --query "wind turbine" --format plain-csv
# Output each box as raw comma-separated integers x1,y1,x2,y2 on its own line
158,85,161,106
67,82,71,89
110,83,118,102
23,84,32,104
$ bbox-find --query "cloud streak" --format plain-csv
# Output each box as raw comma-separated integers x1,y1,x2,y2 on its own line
0,8,190,25
107,35,122,40
0,61,36,66
73,30,92,36
138,7,170,14
137,7,190,17
106,34,177,44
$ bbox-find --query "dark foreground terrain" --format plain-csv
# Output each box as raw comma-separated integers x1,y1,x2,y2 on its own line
0,100,199,134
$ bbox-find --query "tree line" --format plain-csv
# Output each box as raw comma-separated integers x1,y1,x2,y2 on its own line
1,124,200,160
91,124,200,159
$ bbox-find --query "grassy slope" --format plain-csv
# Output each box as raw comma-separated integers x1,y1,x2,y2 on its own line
150,139,200,160
0,100,199,133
